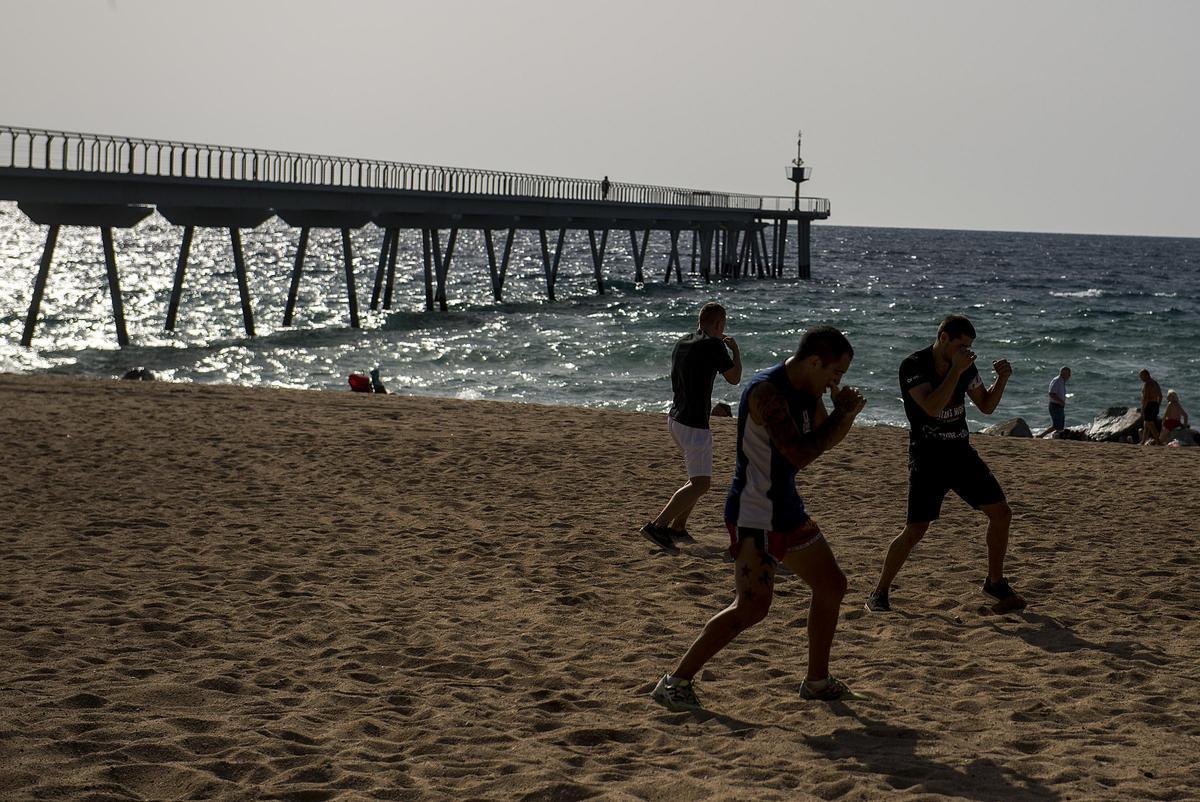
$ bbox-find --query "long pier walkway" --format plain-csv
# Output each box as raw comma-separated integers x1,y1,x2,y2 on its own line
1,126,830,347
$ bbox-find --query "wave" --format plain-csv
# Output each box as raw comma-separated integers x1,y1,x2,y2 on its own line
1050,289,1105,298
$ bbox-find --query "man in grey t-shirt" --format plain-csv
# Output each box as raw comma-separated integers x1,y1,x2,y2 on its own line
1038,366,1070,438
640,302,741,553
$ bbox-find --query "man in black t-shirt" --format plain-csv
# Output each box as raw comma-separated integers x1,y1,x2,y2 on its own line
866,314,1026,613
640,302,741,553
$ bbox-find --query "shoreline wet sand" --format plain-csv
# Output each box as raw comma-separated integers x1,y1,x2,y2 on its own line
1,374,1197,800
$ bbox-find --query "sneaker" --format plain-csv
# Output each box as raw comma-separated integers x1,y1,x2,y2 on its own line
651,674,702,711
983,577,1027,612
640,522,679,554
800,676,851,701
865,590,891,612
668,527,696,544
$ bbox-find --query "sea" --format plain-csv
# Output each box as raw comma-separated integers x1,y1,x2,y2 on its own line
2,201,1197,431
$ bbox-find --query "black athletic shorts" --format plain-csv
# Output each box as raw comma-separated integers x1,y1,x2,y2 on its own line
907,447,1006,524
1143,400,1161,427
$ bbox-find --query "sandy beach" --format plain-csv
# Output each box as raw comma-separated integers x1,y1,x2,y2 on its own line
1,373,1197,801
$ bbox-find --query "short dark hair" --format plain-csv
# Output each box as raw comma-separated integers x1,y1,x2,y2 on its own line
796,326,853,364
937,314,976,341
698,302,726,327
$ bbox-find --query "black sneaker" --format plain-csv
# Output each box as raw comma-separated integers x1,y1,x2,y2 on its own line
800,675,851,701
865,590,891,612
640,522,679,554
651,674,702,711
983,577,1027,612
668,527,696,544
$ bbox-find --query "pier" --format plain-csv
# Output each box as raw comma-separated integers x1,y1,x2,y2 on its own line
0,126,830,347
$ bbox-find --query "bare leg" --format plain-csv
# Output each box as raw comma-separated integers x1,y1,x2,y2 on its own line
653,475,710,530
981,501,1012,582
781,538,847,682
672,542,773,680
872,521,930,596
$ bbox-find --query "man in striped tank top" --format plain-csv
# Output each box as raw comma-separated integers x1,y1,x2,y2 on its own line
652,327,866,709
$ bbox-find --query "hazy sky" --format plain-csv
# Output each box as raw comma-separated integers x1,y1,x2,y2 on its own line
3,0,1198,237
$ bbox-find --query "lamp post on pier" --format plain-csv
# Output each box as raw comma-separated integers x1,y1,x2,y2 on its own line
785,130,814,278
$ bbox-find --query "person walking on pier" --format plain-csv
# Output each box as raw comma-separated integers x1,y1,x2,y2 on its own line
865,314,1026,614
651,326,866,709
640,302,741,552
601,175,611,199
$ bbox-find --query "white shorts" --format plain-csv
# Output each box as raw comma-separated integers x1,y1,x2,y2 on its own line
668,416,713,479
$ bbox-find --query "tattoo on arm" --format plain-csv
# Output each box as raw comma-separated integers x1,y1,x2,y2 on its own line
754,385,849,469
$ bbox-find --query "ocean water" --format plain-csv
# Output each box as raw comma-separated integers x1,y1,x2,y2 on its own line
1,201,1197,431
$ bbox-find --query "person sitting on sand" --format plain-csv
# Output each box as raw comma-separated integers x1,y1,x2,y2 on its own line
651,327,866,709
1139,369,1163,445
1038,366,1070,438
866,314,1025,614
1158,389,1188,443
640,302,741,552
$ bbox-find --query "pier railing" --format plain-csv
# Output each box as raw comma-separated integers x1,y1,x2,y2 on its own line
0,125,830,214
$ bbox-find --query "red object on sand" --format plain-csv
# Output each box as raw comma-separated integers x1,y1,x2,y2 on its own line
348,373,372,392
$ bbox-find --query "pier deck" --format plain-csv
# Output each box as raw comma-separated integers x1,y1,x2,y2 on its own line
1,126,830,346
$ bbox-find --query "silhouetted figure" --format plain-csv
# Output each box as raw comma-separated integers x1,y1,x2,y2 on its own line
370,367,388,394
601,176,611,200
1140,369,1163,445
122,367,155,381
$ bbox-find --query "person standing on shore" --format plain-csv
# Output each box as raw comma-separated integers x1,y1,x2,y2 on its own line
651,327,866,710
1139,369,1164,445
640,302,741,552
1038,366,1070,438
866,314,1025,614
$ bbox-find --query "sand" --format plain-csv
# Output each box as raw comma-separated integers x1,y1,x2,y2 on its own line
1,374,1197,802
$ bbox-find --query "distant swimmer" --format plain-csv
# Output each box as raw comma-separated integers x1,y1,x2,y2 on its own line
651,327,866,710
640,302,741,553
866,314,1025,614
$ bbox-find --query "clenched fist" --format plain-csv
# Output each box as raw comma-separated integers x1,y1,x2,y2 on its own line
833,385,867,417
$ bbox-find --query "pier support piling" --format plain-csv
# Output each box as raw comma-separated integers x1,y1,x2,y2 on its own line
537,228,566,302
483,227,516,302
587,228,608,294
629,229,649,284
101,227,130,347
699,228,713,283
421,229,434,311
340,228,360,327
20,224,60,347
283,226,309,326
797,219,811,279
383,227,399,309
229,228,255,337
370,227,392,310
430,227,458,311
165,225,194,331
665,230,682,283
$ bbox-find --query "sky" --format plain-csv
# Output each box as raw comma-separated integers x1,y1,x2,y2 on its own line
2,0,1198,238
